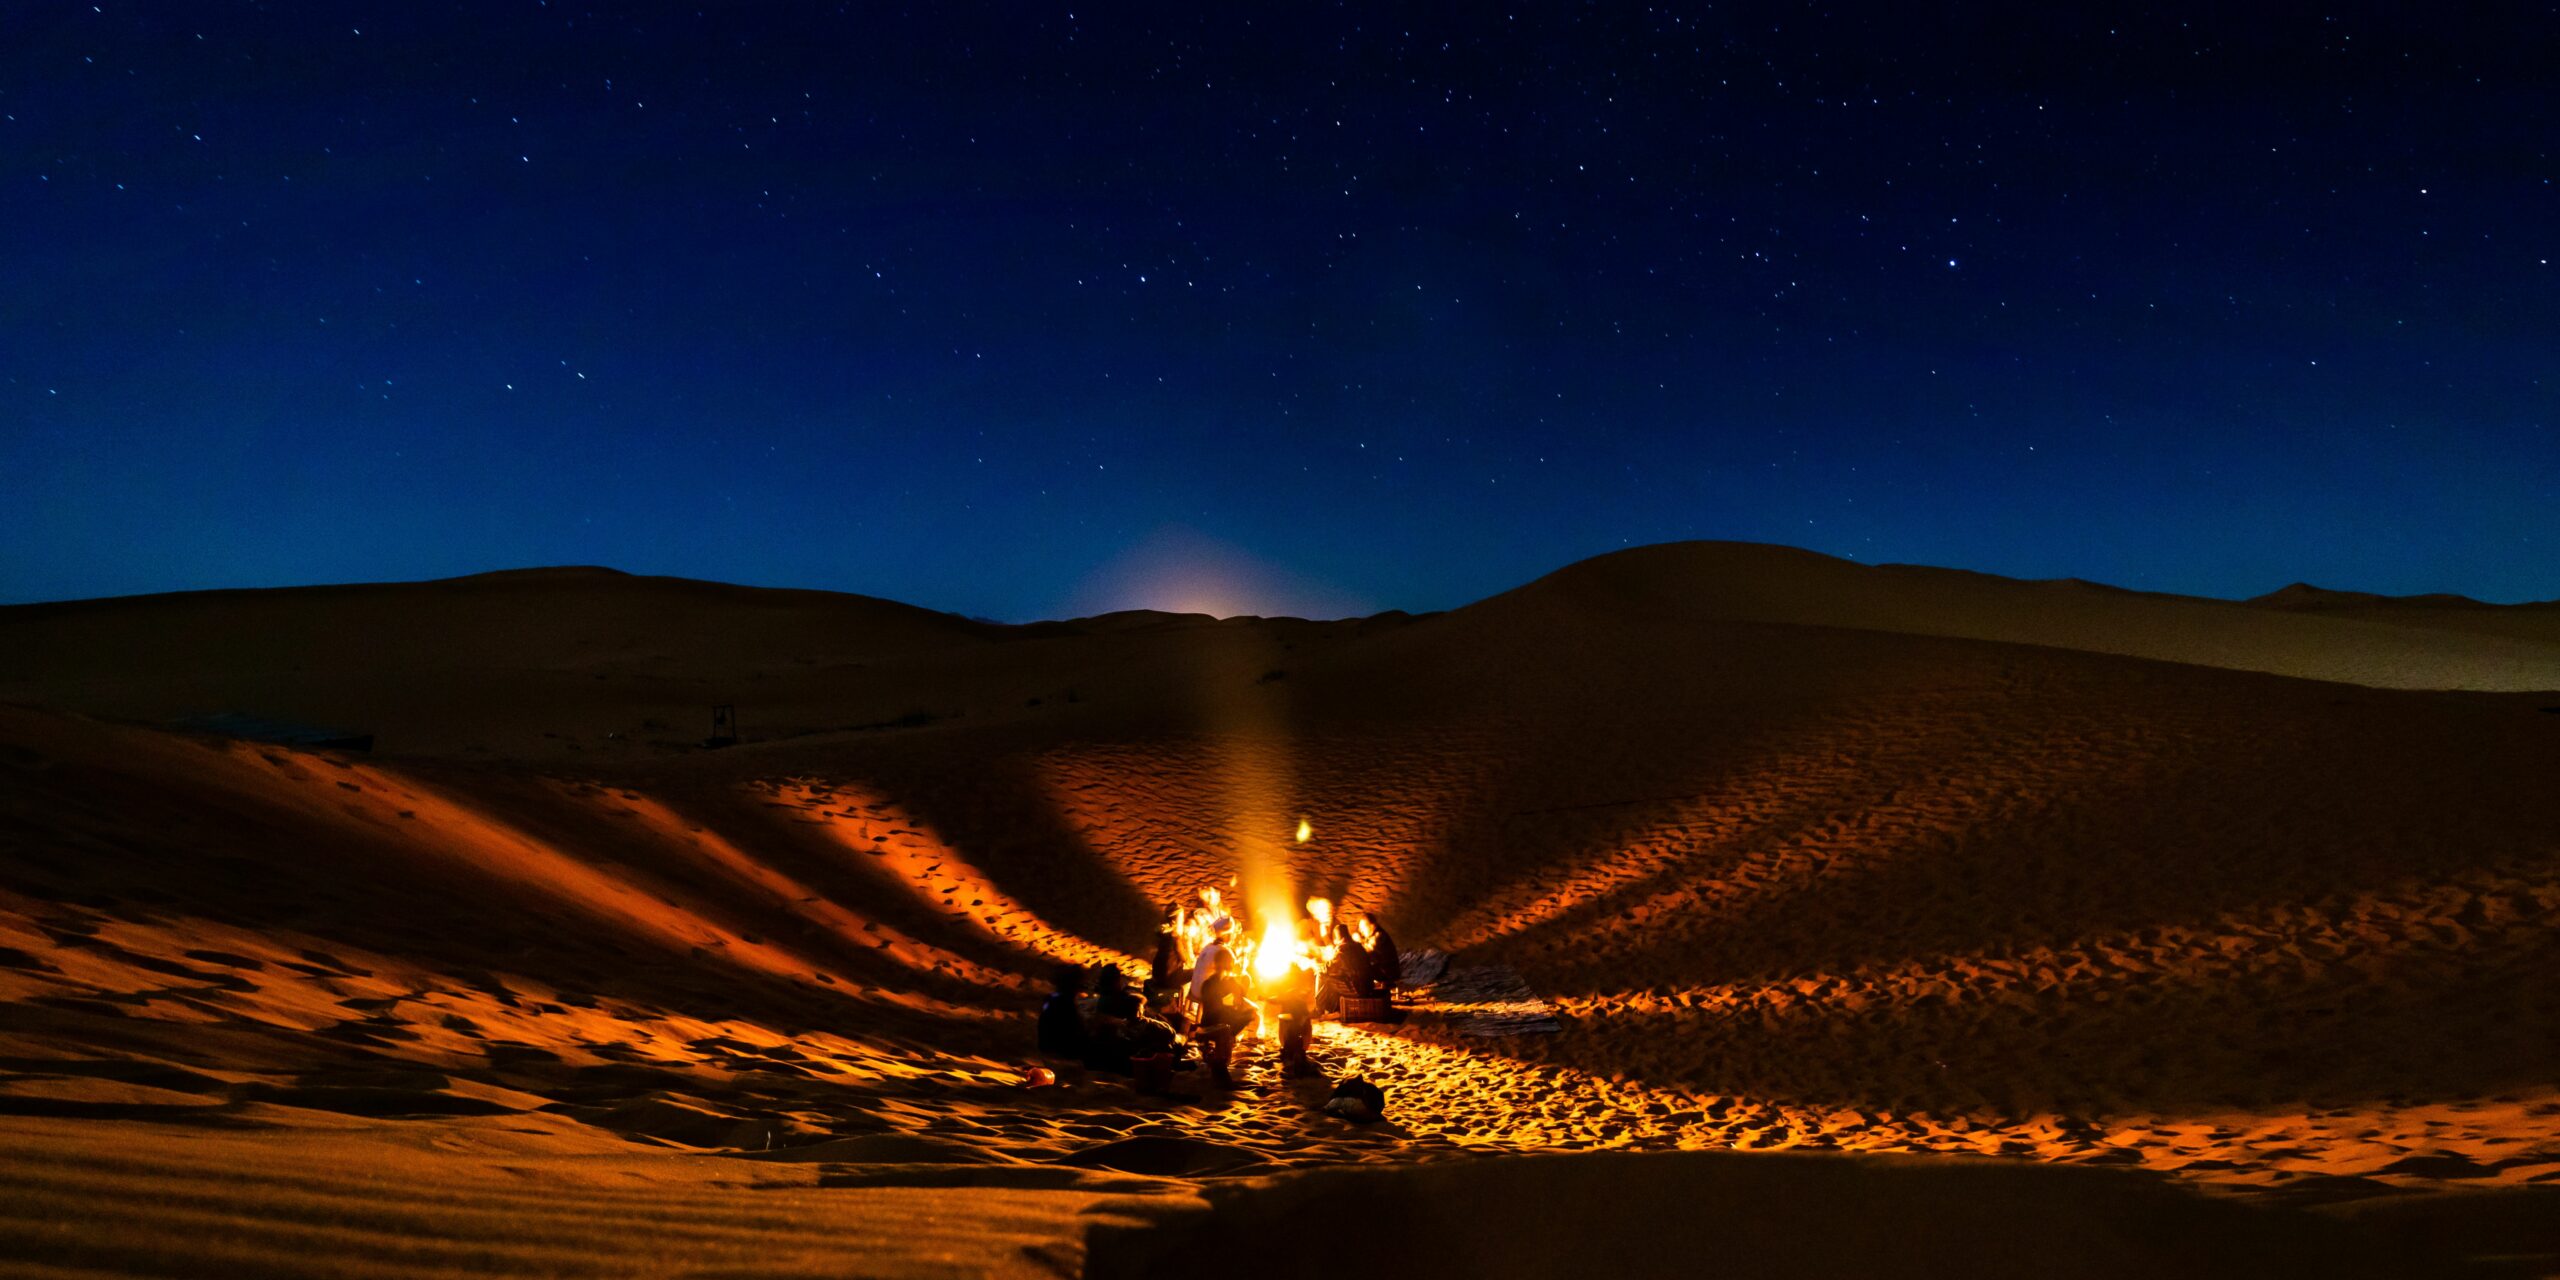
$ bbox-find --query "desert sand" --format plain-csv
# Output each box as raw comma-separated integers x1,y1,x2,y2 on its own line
0,542,2554,1276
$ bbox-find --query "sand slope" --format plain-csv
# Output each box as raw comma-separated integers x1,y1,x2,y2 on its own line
0,566,1002,759
1,542,2555,1275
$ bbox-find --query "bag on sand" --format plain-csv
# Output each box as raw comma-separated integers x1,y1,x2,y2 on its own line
1322,1077,1386,1123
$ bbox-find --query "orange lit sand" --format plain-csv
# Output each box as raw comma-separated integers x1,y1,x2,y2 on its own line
0,544,2554,1275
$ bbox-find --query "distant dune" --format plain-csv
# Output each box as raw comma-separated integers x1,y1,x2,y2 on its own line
2246,580,2560,646
0,542,2553,1276
1475,541,2560,691
4,541,2552,764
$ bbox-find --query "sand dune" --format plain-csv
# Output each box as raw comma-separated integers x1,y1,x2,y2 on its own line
2250,581,2560,646
5,541,2552,769
1481,542,2560,691
0,566,1003,760
1,542,2554,1275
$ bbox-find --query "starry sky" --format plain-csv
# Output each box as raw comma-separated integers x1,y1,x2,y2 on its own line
5,4,2555,617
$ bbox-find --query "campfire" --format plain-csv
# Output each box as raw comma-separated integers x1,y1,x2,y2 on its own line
1170,885,1387,1040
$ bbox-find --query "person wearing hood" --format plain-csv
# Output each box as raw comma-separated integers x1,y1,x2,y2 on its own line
1356,915,1402,997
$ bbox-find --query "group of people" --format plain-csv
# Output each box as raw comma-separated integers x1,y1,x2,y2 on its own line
1037,962,1184,1082
1037,894,1402,1092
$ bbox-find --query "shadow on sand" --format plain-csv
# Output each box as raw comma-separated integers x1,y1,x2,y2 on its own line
1084,1147,2487,1279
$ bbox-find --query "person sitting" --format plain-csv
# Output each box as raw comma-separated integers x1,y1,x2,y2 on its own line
1193,950,1254,1088
1320,927,1376,1013
1142,928,1188,1027
1085,966,1142,1074
1124,992,1186,1094
1127,994,1180,1059
1358,915,1403,998
1268,960,1320,1076
1038,963,1088,1059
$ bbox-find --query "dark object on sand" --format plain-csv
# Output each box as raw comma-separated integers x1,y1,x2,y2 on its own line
1323,1077,1386,1123
1268,963,1319,1075
1337,995,1395,1023
705,703,738,747
177,712,375,753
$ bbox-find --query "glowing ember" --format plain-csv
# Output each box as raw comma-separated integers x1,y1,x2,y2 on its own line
1295,816,1313,843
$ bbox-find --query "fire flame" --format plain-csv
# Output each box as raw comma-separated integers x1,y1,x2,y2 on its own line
1295,816,1313,843
1253,917,1306,984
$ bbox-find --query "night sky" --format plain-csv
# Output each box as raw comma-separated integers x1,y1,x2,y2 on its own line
6,5,2555,618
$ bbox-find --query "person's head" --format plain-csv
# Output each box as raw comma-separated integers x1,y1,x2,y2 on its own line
1051,962,1087,994
1095,966,1126,994
1352,918,1377,947
1210,950,1234,978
